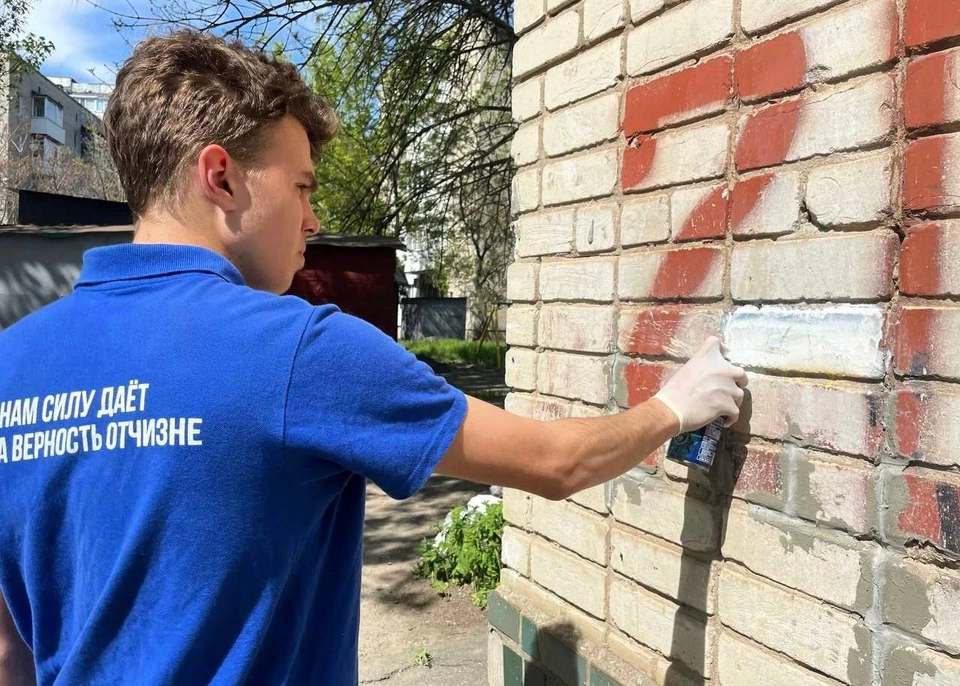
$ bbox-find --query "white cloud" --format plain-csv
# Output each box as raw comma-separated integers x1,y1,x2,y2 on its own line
26,0,129,82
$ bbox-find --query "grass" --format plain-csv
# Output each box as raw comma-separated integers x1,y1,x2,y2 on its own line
401,338,506,370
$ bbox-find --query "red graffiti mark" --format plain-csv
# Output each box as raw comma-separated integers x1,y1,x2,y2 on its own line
735,100,803,172
894,307,935,377
899,474,942,544
900,223,942,296
733,446,783,498
651,248,719,300
623,362,664,407
728,173,777,232
905,51,949,130
895,389,924,458
621,306,684,356
676,186,729,241
735,32,807,101
623,56,734,136
904,135,948,212
622,136,658,191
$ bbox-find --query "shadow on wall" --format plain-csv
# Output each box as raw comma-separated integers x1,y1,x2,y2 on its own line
525,622,582,686
0,234,130,330
663,389,752,686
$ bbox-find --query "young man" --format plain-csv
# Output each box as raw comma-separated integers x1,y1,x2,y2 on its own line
0,30,746,684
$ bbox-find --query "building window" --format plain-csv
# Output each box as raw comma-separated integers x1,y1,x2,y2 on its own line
32,96,64,127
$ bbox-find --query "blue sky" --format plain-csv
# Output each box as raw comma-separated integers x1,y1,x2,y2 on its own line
27,0,148,84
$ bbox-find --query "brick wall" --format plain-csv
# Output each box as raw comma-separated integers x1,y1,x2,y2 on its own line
489,0,960,684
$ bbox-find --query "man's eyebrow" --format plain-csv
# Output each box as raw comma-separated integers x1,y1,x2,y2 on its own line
299,172,318,192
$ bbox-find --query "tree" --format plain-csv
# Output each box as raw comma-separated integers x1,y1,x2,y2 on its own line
110,0,518,328
0,0,53,76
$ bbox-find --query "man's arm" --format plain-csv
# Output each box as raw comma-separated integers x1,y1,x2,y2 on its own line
0,593,33,686
436,337,746,500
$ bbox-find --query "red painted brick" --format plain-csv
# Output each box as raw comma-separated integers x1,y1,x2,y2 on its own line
894,305,960,379
890,385,960,467
887,468,960,556
730,444,785,510
905,0,960,49
903,133,960,215
623,56,733,136
622,137,657,190
735,32,806,101
899,222,960,296
618,246,725,301
653,247,722,300
616,360,669,407
905,49,951,129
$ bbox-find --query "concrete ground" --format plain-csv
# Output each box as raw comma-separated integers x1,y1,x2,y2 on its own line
358,358,506,684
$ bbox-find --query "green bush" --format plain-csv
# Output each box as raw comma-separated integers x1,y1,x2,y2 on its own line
415,501,504,608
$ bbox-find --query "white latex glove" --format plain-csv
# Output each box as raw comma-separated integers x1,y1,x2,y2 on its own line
653,336,747,434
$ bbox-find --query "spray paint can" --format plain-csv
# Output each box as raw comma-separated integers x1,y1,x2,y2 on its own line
665,417,724,471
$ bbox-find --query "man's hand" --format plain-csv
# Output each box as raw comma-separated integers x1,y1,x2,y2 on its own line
0,593,33,686
654,336,747,434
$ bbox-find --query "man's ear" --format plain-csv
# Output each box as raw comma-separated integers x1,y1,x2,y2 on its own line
197,144,240,211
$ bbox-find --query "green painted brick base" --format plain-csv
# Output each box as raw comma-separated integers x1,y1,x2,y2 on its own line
490,594,624,686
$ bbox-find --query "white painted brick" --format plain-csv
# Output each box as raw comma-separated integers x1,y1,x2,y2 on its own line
514,0,546,34
537,351,611,404
516,394,606,421
626,121,730,191
506,261,539,301
798,0,897,85
621,194,670,246
723,305,886,379
540,258,616,301
543,93,619,157
512,77,542,123
610,577,716,677
513,11,581,78
611,526,715,613
543,148,619,206
732,172,802,237
619,246,724,301
576,204,616,253
529,496,609,563
732,373,884,457
611,477,719,552
503,488,532,526
730,231,897,302
529,539,607,618
505,347,538,391
516,210,575,257
626,0,734,76
512,168,540,215
806,152,893,227
718,632,840,686
501,526,532,576
569,483,607,513
884,557,960,654
499,569,607,646
545,37,622,110
539,304,615,352
883,644,960,686
607,632,700,686
669,184,726,240
504,392,538,418
584,0,625,42
511,121,540,167
722,503,876,612
629,0,662,23
741,0,844,35
718,566,871,683
506,305,538,347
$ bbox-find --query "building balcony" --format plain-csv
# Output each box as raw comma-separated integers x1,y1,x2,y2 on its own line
30,117,65,144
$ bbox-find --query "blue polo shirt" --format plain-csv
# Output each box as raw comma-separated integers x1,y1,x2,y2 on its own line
0,244,467,684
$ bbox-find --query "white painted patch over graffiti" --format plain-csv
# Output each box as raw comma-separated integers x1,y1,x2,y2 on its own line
722,305,885,379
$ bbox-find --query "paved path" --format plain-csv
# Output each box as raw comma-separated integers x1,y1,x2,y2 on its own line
358,359,506,684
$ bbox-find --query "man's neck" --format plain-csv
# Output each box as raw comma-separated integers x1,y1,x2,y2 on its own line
132,212,227,259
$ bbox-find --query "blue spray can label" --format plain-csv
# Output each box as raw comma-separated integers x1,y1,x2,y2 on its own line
665,417,724,471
